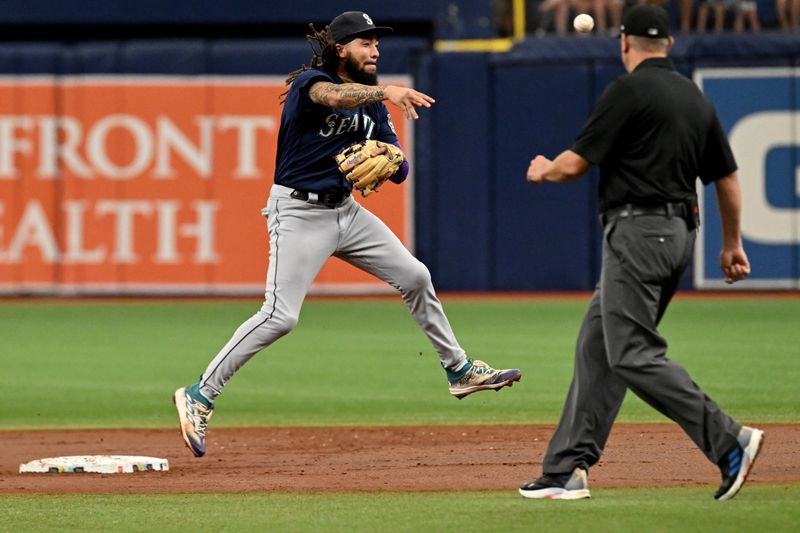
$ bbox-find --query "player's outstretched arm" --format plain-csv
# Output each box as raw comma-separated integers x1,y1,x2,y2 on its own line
309,81,384,108
309,82,435,120
381,85,435,120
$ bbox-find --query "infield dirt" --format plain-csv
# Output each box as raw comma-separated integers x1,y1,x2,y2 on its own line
1,424,798,494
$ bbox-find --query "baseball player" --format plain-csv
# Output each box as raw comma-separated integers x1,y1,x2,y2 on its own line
173,11,522,458
519,5,762,501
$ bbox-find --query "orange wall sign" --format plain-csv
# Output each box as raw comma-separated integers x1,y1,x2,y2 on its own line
0,76,413,294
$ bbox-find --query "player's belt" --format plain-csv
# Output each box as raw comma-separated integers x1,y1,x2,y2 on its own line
600,202,690,226
290,189,351,208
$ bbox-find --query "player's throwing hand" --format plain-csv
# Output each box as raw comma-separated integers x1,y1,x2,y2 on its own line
383,85,435,120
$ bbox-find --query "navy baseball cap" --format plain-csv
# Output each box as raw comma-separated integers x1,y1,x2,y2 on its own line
620,4,671,38
330,11,393,44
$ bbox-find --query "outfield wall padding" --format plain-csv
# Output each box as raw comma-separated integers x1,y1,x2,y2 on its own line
0,34,798,293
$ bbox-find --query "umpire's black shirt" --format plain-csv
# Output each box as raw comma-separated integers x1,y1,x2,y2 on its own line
571,57,737,213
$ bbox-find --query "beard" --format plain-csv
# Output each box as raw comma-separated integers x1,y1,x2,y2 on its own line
343,54,378,86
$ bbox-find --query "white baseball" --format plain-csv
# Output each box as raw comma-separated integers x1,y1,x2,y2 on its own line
573,13,594,33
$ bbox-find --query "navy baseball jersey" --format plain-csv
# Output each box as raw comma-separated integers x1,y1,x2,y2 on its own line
274,69,399,193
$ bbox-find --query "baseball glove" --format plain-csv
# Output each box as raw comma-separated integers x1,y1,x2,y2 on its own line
334,140,405,197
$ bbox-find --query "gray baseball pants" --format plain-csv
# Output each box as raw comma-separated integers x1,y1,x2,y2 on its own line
543,214,741,474
198,184,467,399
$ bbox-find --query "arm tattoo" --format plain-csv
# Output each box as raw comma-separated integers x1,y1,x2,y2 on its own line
310,82,385,109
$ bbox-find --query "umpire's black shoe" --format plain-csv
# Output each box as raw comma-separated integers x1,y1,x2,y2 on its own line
714,426,765,500
519,468,591,500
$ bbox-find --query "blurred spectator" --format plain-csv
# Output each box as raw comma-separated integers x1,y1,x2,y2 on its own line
684,0,762,32
506,0,766,37
536,0,588,35
696,0,730,32
732,0,760,32
606,0,627,34
680,0,696,31
495,0,515,37
776,0,800,30
535,0,630,35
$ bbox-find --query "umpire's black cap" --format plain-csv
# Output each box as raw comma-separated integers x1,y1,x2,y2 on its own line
620,4,671,38
330,11,393,44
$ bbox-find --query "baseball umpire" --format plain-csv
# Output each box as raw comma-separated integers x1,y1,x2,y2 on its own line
519,5,762,500
173,11,521,458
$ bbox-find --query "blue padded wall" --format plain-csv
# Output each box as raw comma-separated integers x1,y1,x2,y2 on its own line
3,33,800,292
424,53,493,290
0,44,63,73
490,62,595,290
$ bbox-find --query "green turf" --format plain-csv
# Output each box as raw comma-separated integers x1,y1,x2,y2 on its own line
0,297,798,429
1,485,798,532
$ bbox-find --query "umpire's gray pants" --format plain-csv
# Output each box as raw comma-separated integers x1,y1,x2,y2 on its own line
542,214,741,474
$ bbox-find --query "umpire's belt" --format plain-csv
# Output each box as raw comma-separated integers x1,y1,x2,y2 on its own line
600,202,688,227
290,189,350,208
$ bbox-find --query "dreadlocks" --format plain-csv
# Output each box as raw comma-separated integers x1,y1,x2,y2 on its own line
281,24,339,103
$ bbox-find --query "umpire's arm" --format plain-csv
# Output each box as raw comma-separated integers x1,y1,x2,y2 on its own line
714,171,750,284
526,150,590,185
